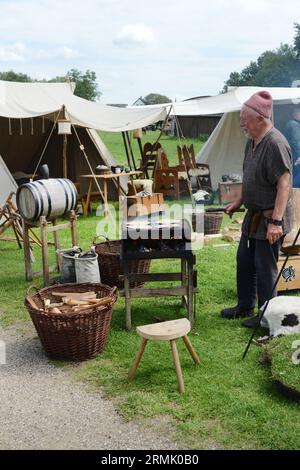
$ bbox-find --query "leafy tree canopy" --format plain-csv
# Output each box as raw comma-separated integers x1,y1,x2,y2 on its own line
0,70,32,82
223,24,300,91
0,68,101,101
143,93,171,105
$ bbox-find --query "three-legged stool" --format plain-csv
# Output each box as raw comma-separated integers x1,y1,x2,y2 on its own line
128,318,201,393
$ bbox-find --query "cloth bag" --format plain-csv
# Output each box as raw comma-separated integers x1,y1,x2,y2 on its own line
57,248,101,283
74,251,100,283
57,247,82,283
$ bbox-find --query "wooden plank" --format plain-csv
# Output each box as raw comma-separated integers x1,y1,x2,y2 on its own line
119,272,182,282
129,287,188,298
47,223,70,233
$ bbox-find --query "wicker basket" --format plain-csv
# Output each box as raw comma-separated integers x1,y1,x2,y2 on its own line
93,237,151,288
25,283,117,361
204,212,223,235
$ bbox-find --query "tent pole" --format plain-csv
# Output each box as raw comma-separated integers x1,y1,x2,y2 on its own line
122,132,132,170
63,134,68,178
137,137,144,162
125,131,137,170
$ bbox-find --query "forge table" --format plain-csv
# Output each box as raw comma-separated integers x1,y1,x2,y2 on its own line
120,218,198,330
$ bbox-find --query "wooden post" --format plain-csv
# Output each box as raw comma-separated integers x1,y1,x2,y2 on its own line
103,179,108,217
124,262,132,331
187,258,194,325
52,219,60,271
70,210,78,246
170,340,185,393
63,134,68,178
22,219,33,281
181,258,187,308
128,338,148,379
40,216,49,286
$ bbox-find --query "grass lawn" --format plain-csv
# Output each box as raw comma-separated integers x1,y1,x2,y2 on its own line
98,130,206,167
1,206,300,450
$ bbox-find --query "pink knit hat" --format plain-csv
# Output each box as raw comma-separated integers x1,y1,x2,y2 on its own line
243,91,273,118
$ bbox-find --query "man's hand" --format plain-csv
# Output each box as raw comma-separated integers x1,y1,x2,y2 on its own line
225,200,242,218
267,223,283,244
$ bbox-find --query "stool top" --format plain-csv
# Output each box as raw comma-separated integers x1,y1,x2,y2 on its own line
137,318,191,341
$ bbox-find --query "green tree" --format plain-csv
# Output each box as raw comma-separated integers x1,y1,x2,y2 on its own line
49,69,101,101
0,70,32,82
223,42,300,91
0,68,101,101
143,93,171,105
293,22,300,58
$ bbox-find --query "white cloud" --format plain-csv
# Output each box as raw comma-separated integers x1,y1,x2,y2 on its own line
113,24,156,47
0,42,27,62
35,46,79,60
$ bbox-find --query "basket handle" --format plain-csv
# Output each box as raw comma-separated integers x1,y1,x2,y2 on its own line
25,295,39,310
26,284,43,305
110,286,118,299
92,235,110,244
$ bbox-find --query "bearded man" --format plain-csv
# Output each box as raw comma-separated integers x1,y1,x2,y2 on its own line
221,91,293,328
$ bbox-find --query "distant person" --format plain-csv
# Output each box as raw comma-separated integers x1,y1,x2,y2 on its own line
284,105,300,187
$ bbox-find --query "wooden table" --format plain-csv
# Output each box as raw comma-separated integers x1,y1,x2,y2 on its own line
120,218,198,330
80,171,142,216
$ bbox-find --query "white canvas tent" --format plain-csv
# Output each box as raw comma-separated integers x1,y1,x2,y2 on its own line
0,154,17,208
176,86,300,190
0,80,169,204
132,86,300,190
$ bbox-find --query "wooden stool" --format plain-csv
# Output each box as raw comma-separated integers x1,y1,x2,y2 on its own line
128,318,201,393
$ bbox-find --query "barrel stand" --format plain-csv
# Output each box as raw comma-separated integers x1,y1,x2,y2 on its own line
22,210,78,286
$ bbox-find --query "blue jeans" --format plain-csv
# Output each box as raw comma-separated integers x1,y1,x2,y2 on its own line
236,234,283,310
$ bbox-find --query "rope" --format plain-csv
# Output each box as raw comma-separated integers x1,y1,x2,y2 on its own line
31,118,34,135
19,119,23,136
71,124,113,219
32,111,60,180
8,118,12,135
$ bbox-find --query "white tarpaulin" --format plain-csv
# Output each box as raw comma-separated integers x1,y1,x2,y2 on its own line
140,86,300,116
0,81,168,131
0,154,17,208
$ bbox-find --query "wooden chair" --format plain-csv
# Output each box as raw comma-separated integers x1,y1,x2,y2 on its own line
141,142,162,178
128,318,201,393
154,148,190,199
177,144,213,193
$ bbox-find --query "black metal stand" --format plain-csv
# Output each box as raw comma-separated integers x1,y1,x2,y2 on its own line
242,226,300,359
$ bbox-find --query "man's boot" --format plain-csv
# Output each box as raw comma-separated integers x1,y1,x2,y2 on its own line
242,315,261,328
221,305,254,319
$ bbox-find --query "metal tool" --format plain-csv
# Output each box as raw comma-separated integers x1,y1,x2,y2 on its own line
242,226,300,359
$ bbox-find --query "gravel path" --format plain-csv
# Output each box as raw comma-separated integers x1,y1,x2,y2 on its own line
0,326,177,450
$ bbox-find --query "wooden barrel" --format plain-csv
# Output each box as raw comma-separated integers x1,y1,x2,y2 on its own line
16,178,78,222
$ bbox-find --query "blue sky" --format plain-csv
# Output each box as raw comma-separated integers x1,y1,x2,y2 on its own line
0,0,299,104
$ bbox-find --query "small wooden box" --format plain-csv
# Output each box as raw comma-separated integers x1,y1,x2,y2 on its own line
218,182,242,204
126,193,164,217
277,254,300,292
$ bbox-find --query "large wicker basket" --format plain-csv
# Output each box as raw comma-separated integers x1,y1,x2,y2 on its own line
204,212,223,235
93,237,151,288
25,283,117,361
